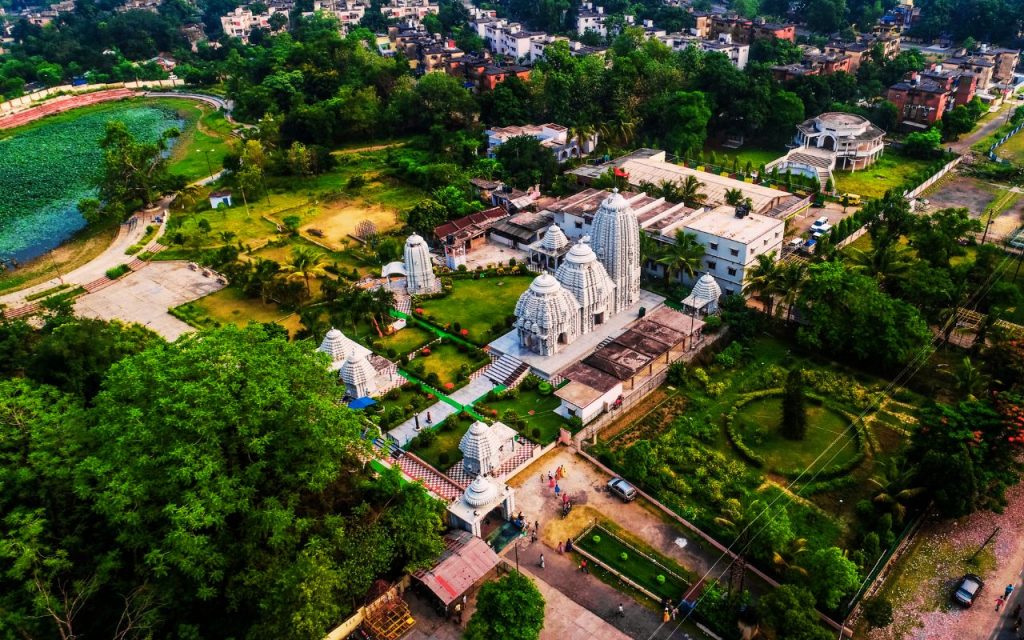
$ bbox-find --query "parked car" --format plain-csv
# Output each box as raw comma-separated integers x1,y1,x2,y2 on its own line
788,237,803,249
953,574,984,607
816,223,833,234
811,216,829,228
607,477,638,502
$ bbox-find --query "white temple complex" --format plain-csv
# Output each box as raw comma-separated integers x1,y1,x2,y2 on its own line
589,190,641,315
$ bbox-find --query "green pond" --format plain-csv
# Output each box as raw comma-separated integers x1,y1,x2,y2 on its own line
0,103,183,265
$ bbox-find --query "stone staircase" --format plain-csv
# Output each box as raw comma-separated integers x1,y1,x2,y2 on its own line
393,292,412,315
393,451,466,501
484,354,530,388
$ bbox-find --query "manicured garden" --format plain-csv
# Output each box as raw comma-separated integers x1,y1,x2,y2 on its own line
172,286,301,336
473,379,570,444
405,410,474,470
576,524,691,603
404,341,490,390
416,275,533,346
377,324,435,355
369,382,439,430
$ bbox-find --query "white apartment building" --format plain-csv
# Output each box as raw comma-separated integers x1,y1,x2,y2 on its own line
486,123,597,162
657,32,749,69
681,206,783,295
576,2,606,37
381,0,437,21
220,6,283,43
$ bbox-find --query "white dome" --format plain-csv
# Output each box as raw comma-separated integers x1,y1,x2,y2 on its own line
459,420,503,476
555,241,614,334
591,189,641,315
691,273,722,302
541,224,570,252
463,475,500,508
340,349,377,398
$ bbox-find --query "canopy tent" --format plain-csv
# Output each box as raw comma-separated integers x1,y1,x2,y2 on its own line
348,397,377,410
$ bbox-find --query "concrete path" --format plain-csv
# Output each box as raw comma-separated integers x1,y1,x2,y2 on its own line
388,376,495,446
952,99,1019,154
449,376,495,406
73,261,224,340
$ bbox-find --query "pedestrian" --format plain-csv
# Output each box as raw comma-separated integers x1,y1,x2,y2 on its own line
549,476,555,488
555,483,561,495
453,602,462,622
617,603,625,618
998,596,1006,611
531,530,537,543
548,471,553,482
580,559,588,573
557,541,564,553
663,608,670,623
566,538,574,552
1008,584,1016,598
672,606,679,620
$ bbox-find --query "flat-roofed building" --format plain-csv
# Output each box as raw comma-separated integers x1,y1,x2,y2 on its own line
680,205,784,295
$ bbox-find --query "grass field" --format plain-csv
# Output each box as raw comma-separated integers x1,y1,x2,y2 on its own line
413,342,486,388
833,151,935,199
173,286,301,336
161,98,236,182
378,324,434,355
576,525,689,602
705,145,785,171
732,397,860,471
475,387,568,443
418,276,533,345
407,420,471,470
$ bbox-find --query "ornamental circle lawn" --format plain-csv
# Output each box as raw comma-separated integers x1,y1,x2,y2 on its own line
732,397,860,472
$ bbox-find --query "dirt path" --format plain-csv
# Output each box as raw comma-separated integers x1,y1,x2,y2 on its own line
951,100,1019,154
332,141,407,155
868,481,1024,640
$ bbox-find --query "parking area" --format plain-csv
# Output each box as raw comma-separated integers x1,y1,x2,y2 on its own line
73,261,224,340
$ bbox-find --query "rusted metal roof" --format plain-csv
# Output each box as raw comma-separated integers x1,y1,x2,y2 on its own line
414,531,500,606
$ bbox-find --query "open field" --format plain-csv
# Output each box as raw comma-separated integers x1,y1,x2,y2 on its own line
923,175,1001,214
172,285,301,336
378,324,434,355
300,202,401,251
161,99,237,181
732,396,860,471
418,276,533,345
833,151,935,199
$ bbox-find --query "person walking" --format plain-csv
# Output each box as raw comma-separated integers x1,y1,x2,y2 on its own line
617,603,625,618
998,596,1007,611
557,541,564,553
580,559,588,573
663,608,670,623
539,554,545,569
1007,584,1016,599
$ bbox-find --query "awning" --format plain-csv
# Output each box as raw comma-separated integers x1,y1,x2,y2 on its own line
414,532,500,606
348,397,377,409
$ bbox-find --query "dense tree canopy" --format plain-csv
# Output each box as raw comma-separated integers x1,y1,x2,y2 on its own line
465,571,545,640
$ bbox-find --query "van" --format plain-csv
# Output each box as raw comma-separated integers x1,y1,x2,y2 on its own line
788,237,803,248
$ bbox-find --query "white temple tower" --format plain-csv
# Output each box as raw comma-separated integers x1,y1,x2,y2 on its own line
513,271,582,356
555,240,615,335
459,420,503,476
339,348,378,398
404,233,438,295
590,189,640,315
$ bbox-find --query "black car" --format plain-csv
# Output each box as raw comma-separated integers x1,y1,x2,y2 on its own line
953,574,984,607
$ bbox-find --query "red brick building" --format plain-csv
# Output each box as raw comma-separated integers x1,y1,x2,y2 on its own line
887,70,978,126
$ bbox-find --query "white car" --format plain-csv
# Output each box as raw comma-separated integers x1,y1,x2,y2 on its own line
811,216,829,229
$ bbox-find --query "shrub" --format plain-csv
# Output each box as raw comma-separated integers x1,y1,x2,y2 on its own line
347,174,367,190
105,264,130,280
863,597,894,629
592,535,601,544
657,575,666,584
385,388,401,400
620,552,628,561
531,427,540,438
538,382,553,395
425,372,440,386
703,315,723,333
521,376,540,391
438,452,450,466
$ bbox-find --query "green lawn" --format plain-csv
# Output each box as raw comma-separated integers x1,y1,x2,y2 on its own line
704,145,786,171
379,325,435,355
418,276,533,345
407,419,471,470
575,525,690,602
733,397,860,472
474,386,568,443
411,342,488,389
833,151,935,199
161,98,237,182
173,285,301,336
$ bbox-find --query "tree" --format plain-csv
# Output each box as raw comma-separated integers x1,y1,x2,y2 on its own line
281,245,328,297
941,104,977,141
804,0,847,33
743,252,783,317
287,141,314,176
781,368,807,440
777,261,807,321
869,457,925,525
724,188,745,206
954,356,989,400
903,127,941,159
656,230,705,285
26,318,158,402
863,596,894,629
495,135,560,189
910,207,982,268
847,242,915,289
803,547,861,610
97,120,179,213
758,585,832,640
648,91,711,156
406,199,449,237
678,175,707,207
465,572,545,640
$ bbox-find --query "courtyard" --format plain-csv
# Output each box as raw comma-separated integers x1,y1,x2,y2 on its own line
416,275,533,346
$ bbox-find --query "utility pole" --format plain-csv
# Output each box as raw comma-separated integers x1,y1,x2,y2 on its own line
202,149,213,178
48,250,64,284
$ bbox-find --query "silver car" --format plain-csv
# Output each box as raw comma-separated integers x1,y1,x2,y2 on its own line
607,477,638,502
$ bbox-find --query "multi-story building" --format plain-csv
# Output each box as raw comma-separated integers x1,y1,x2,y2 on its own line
771,51,851,82
576,2,606,37
380,0,438,22
887,68,979,126
656,33,749,69
710,14,752,44
485,123,598,163
220,6,286,43
751,21,795,42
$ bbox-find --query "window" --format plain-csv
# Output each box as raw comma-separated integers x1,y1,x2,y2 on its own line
706,260,717,270
709,242,719,250
730,248,739,256
763,239,768,245
727,267,737,276
775,231,780,238
575,221,583,229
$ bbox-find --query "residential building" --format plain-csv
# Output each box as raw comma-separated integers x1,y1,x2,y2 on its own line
823,41,869,72
380,0,438,22
946,54,995,90
576,2,606,37
220,6,286,43
887,68,978,126
485,123,598,163
751,21,795,42
463,61,531,91
766,112,885,188
690,12,712,38
433,206,508,269
658,32,748,69
710,14,752,44
771,51,851,81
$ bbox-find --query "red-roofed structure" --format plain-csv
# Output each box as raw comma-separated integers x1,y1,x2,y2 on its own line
414,531,500,607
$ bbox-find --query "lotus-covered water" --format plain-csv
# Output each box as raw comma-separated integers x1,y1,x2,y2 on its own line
0,103,182,264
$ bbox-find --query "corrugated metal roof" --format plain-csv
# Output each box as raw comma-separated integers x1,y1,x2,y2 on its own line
414,533,500,606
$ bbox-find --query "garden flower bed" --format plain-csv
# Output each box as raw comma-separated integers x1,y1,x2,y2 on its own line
575,524,691,603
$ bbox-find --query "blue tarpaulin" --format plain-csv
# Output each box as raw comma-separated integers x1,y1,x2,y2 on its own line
348,397,377,410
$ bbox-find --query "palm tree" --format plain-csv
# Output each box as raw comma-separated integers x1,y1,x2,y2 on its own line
175,184,204,211
638,231,664,275
777,261,807,321
678,176,707,208
599,119,636,147
656,180,685,203
724,188,745,206
656,231,705,286
743,252,784,317
246,258,281,303
954,356,989,400
772,537,809,578
218,231,237,245
847,243,914,289
869,458,925,524
281,246,327,298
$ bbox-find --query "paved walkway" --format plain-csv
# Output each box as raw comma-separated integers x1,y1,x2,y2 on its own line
952,99,1019,154
73,261,224,340
388,376,495,446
